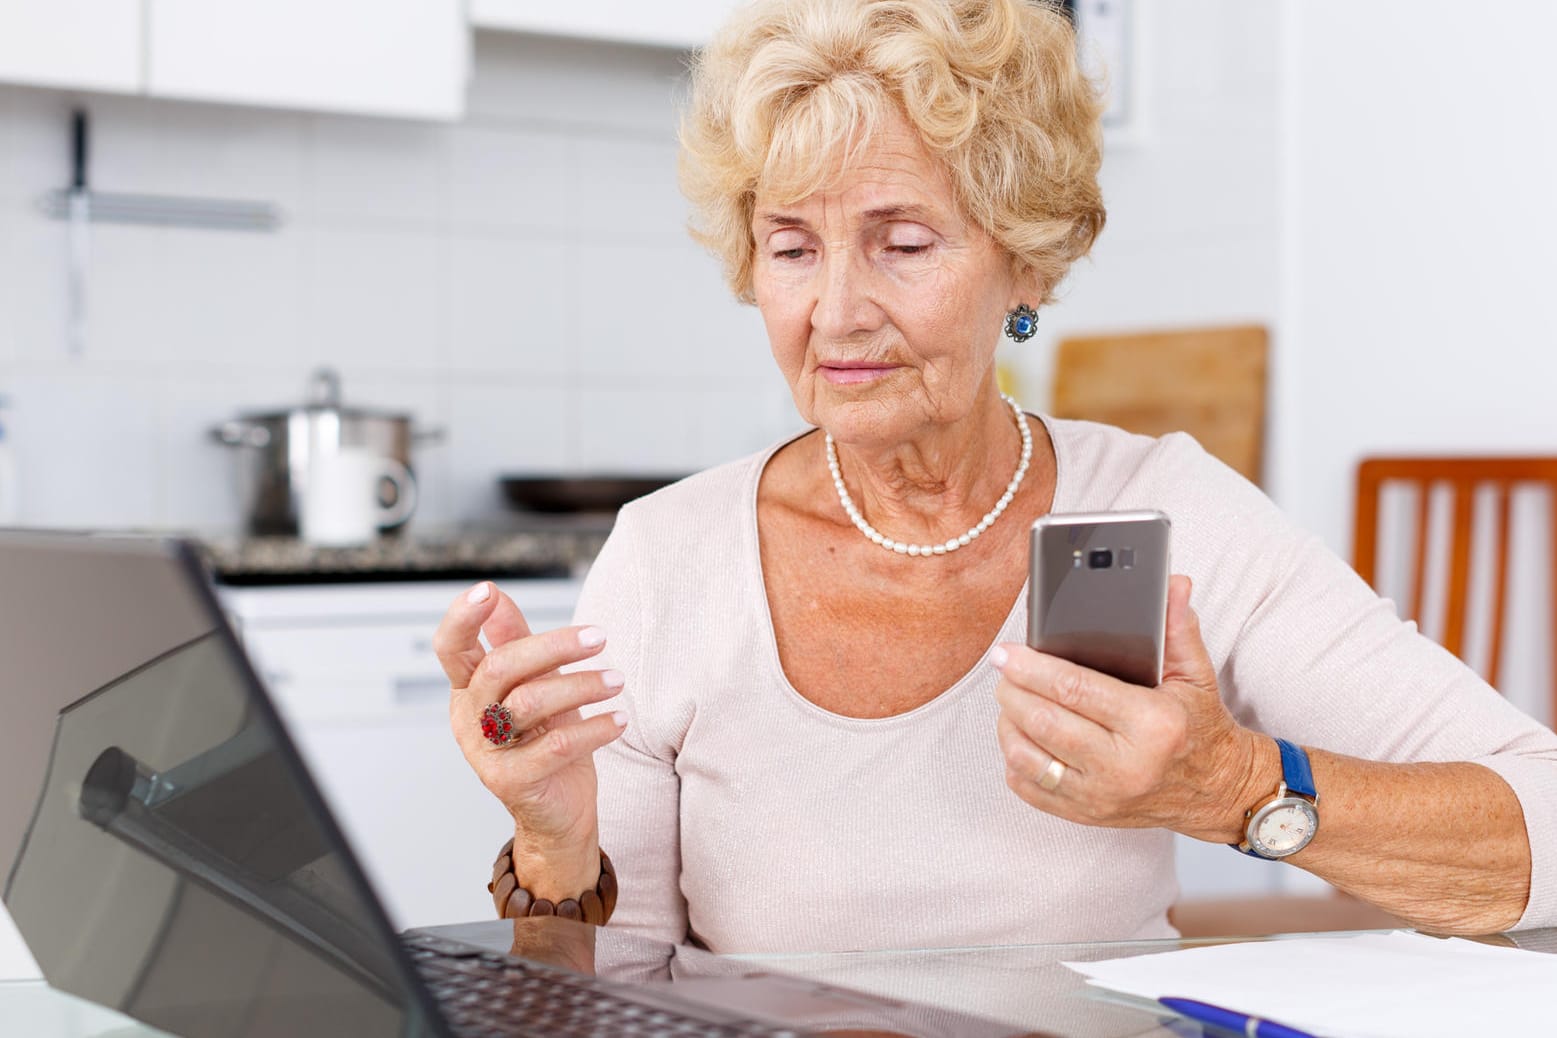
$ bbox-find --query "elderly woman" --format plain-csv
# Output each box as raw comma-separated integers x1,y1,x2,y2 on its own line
435,0,1557,952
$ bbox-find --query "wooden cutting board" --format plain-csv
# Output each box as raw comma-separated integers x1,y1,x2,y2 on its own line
1051,324,1269,485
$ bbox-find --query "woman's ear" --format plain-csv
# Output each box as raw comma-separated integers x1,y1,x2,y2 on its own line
1007,259,1047,313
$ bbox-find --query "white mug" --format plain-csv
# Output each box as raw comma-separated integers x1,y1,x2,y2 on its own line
301,447,418,546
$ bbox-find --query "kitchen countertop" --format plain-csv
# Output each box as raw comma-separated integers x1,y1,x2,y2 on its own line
196,516,614,586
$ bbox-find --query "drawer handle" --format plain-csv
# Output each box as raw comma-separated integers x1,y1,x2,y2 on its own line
393,677,451,705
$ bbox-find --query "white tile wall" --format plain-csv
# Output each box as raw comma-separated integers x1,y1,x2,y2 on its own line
576,382,700,472
87,93,307,211
0,215,16,367
444,377,571,517
1,369,165,528
572,137,686,238
87,222,305,369
0,87,73,200
300,226,445,373
443,234,576,378
0,208,68,366
300,114,447,230
0,34,770,532
446,125,575,233
571,240,709,379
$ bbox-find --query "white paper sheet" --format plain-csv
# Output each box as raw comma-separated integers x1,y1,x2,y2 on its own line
1063,931,1557,1038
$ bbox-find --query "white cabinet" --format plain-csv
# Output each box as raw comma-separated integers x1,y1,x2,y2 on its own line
148,0,468,120
0,0,468,120
0,0,141,93
221,577,583,928
470,0,742,50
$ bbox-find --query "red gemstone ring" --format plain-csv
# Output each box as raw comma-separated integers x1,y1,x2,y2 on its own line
480,703,522,748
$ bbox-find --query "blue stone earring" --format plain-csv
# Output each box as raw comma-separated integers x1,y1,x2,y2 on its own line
1004,304,1039,342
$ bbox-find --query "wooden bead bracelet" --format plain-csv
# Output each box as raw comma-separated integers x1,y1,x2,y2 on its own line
488,837,617,925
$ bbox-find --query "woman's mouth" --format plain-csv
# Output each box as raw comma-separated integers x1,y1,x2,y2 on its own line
818,362,896,385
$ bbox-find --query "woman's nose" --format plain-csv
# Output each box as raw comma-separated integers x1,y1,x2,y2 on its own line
810,248,883,338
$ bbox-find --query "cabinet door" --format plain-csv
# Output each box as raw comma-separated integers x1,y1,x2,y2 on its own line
470,0,742,50
147,0,468,119
286,704,515,928
0,0,141,93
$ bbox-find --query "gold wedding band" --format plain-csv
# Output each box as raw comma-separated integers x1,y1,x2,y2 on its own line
1037,756,1067,792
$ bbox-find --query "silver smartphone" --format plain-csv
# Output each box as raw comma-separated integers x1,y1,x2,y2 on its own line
1027,510,1171,687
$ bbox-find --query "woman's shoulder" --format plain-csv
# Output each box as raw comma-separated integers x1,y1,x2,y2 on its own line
619,448,772,529
612,434,802,548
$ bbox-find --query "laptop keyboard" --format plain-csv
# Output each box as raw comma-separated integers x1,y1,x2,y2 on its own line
405,935,803,1038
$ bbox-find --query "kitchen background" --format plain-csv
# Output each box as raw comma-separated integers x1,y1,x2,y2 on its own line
3,0,1556,979
0,2,1282,531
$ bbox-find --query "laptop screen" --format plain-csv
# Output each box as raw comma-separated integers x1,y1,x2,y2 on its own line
0,532,442,1037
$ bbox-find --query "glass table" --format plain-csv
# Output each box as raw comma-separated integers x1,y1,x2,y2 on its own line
8,924,1555,1038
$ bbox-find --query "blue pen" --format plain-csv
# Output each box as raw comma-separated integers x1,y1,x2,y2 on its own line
1159,996,1319,1038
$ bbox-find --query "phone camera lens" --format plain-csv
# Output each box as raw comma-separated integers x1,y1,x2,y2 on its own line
1088,549,1113,570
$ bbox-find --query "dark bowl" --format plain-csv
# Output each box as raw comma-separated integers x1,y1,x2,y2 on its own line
498,475,685,514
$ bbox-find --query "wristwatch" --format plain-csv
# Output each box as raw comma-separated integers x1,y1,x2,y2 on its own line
1235,738,1319,859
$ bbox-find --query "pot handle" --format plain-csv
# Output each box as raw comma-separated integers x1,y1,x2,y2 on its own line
411,426,447,448
209,420,271,448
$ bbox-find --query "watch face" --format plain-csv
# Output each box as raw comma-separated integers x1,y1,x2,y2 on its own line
1250,799,1318,857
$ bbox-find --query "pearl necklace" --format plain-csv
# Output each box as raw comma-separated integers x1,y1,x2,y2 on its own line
825,394,1032,557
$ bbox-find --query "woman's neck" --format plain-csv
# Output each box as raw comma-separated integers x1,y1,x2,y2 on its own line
826,392,1026,545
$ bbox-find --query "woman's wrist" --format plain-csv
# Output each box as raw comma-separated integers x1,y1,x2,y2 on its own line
508,827,602,903
491,835,617,925
1198,728,1279,844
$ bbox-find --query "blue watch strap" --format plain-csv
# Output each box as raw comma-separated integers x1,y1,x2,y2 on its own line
1232,738,1318,857
1276,738,1316,800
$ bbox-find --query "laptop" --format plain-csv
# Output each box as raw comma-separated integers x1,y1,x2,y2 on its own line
0,530,1026,1038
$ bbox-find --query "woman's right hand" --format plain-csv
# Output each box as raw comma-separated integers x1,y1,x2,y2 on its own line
433,581,628,892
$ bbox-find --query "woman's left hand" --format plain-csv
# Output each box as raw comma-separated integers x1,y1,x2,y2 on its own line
992,575,1263,842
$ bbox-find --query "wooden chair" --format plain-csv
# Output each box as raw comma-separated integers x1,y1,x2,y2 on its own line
1353,456,1557,723
1174,456,1557,938
1051,324,1268,484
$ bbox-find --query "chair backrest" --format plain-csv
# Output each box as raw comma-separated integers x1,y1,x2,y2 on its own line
1051,324,1268,484
1352,456,1557,718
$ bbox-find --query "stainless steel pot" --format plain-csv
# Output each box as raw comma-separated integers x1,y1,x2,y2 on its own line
209,368,444,537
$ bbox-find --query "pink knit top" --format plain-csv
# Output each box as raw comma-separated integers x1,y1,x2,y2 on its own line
572,415,1557,953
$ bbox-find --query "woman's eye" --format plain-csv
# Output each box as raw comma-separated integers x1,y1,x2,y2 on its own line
773,247,807,260
886,241,933,255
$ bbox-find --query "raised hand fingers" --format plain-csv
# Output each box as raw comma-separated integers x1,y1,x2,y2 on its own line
996,713,1083,818
522,711,630,771
994,675,1106,774
463,625,609,709
995,711,1057,782
989,643,1137,731
499,669,625,735
433,581,535,690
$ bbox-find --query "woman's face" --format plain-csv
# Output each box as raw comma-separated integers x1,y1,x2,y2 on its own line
750,110,1035,447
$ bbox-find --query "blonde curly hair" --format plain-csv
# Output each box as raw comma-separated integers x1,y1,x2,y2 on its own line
679,0,1107,304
